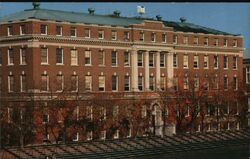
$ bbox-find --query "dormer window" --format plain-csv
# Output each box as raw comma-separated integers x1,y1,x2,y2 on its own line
84,28,90,38
123,31,129,41
151,32,156,42
70,27,76,37
56,26,62,36
40,24,47,35
98,30,104,39
233,39,237,47
20,25,26,35
111,30,117,40
7,26,13,36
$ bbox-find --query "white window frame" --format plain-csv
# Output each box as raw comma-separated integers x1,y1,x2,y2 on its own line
8,75,14,92
151,32,156,42
40,24,47,35
138,52,143,67
41,73,49,92
111,51,117,67
124,51,130,67
138,76,144,91
111,30,117,40
73,132,79,142
56,74,64,92
41,48,48,65
98,50,105,66
85,75,92,91
160,76,166,91
194,37,198,45
99,76,105,91
20,74,27,92
183,36,188,45
8,48,14,65
124,31,130,41
84,50,92,66
124,75,130,91
160,53,165,67
84,28,91,38
139,31,144,41
56,26,62,36
233,39,237,47
71,75,78,92
193,55,199,68
112,75,118,91
149,76,155,91
20,48,27,65
101,130,106,140
173,54,178,67
70,27,77,37
87,131,93,141
224,39,228,47
233,56,237,69
71,49,78,66
183,54,188,68
224,56,228,69
20,25,26,35
86,105,93,120
233,76,238,90
149,52,154,67
114,130,119,139
246,67,250,84
98,30,104,39
162,33,167,43
214,38,218,46
184,77,189,90
173,35,177,44
56,48,63,65
7,26,13,36
204,37,208,46
204,55,209,69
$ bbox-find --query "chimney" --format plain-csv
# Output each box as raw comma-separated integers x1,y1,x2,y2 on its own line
88,8,95,15
156,15,162,21
113,10,121,17
180,17,187,23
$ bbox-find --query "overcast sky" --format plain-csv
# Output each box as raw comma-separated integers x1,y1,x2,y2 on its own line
1,2,250,56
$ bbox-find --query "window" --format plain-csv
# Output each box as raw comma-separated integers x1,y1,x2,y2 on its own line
204,78,209,91
124,31,129,41
124,75,130,91
224,56,228,69
56,26,62,36
193,36,198,45
85,50,91,65
173,77,178,91
162,34,167,43
149,76,155,91
73,133,79,142
85,75,92,91
99,76,105,91
40,24,47,35
7,26,13,36
71,75,78,92
87,131,93,141
113,105,119,117
160,76,166,90
149,52,154,67
111,30,117,40
98,50,105,66
173,35,177,44
70,27,76,37
41,48,48,64
43,114,49,123
246,67,250,84
20,48,27,65
138,76,143,91
160,53,165,67
20,25,26,35
224,76,228,90
222,102,229,115
41,74,48,91
71,49,78,65
86,106,93,120
223,39,228,47
0,52,2,65
111,51,117,66
100,107,106,120
193,55,199,68
100,130,106,140
98,30,104,39
139,31,144,41
204,37,208,46
56,74,63,92
151,32,156,42
114,130,119,139
233,76,237,90
112,75,118,91
141,105,147,118
214,55,218,68
184,77,189,90
183,36,188,45
173,54,177,67
194,78,199,91
138,51,143,66
124,51,130,66
8,75,14,92
8,48,14,65
232,39,237,47
213,75,219,89
185,106,190,117
233,56,237,69
204,55,208,68
214,38,218,46
20,74,27,92
84,28,90,38
183,54,188,68
56,48,63,64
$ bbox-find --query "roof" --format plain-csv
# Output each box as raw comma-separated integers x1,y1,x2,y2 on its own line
0,7,239,36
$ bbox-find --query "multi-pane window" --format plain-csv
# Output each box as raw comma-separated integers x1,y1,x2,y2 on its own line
183,77,189,90
214,38,218,46
56,74,63,92
41,48,48,64
246,67,250,84
112,75,118,91
85,50,91,65
8,48,14,65
98,30,104,39
173,35,177,44
138,51,143,66
20,25,26,35
160,76,166,90
139,31,144,41
204,55,209,68
85,75,92,91
8,75,14,92
162,34,167,43
232,39,237,47
183,54,188,68
151,32,156,42
56,48,63,64
40,24,47,35
183,36,188,45
160,53,165,67
84,28,90,38
124,31,129,41
71,49,78,65
149,53,154,67
173,54,177,67
224,76,228,90
111,51,117,66
149,76,155,91
71,75,78,92
193,55,199,68
224,39,228,47
193,37,198,45
70,27,76,37
214,55,218,68
86,106,93,120
20,74,27,92
7,26,13,36
233,56,237,69
124,75,130,91
138,76,143,91
111,30,117,40
194,78,199,91
124,51,130,66
98,50,105,66
20,48,27,65
99,76,105,91
224,56,228,69
41,74,48,91
233,76,237,90
56,26,62,36
204,37,208,46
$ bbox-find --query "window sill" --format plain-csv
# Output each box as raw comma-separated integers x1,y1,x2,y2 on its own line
41,63,49,65
204,67,209,69
71,65,79,66
183,67,189,69
41,33,47,35
111,65,118,67
56,63,64,66
85,64,92,66
7,64,14,66
56,34,62,36
98,65,106,67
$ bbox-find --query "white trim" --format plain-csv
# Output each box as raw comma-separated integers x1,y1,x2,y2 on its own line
41,47,49,65
7,48,14,65
20,48,27,65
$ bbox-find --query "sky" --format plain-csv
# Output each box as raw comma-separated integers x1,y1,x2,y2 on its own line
1,2,250,57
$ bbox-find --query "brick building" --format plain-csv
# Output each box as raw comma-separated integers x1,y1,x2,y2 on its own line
243,58,250,127
0,3,245,145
